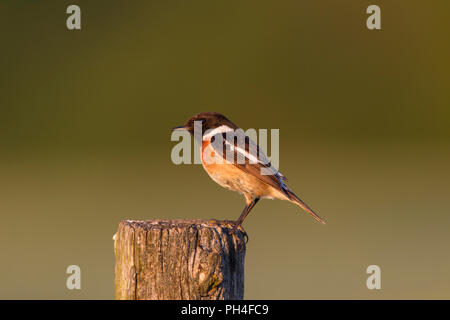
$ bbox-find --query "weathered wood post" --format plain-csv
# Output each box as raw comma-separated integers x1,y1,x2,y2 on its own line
113,219,246,300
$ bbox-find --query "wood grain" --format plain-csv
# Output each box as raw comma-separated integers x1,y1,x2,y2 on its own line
114,219,246,300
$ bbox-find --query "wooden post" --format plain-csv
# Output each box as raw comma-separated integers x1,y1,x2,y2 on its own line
113,219,246,300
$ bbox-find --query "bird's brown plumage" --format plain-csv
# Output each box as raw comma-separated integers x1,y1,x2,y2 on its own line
173,112,326,226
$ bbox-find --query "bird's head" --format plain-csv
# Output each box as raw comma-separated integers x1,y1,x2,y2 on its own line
171,112,237,136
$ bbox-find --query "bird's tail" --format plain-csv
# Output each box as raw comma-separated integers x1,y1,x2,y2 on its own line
285,189,326,224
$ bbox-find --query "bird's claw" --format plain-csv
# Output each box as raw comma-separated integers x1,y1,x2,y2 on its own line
231,224,249,244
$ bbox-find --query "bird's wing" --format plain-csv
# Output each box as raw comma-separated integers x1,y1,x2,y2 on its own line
208,129,325,224
209,130,291,198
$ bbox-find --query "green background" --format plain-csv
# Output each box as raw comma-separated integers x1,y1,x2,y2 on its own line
1,1,449,299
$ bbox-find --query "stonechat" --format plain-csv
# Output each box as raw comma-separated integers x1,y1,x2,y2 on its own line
172,112,325,230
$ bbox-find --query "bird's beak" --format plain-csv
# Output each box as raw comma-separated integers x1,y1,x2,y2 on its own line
171,125,187,131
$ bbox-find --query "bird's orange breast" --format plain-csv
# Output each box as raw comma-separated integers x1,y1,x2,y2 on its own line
201,140,213,158
200,139,277,199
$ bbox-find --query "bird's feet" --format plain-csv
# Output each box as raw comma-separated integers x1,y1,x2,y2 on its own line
231,223,249,244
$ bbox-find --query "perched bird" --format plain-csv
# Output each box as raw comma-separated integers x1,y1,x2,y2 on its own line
172,112,325,230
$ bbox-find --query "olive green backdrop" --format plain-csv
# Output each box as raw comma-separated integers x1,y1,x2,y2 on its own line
0,1,449,299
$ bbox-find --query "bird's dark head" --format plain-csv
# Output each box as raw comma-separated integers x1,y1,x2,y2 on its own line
172,112,238,136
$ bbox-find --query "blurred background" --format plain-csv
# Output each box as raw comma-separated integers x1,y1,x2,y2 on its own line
0,1,449,299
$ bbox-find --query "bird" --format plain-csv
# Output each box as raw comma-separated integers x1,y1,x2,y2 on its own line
172,112,325,231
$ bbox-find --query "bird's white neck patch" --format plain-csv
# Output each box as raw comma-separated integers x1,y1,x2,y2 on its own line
202,125,234,140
